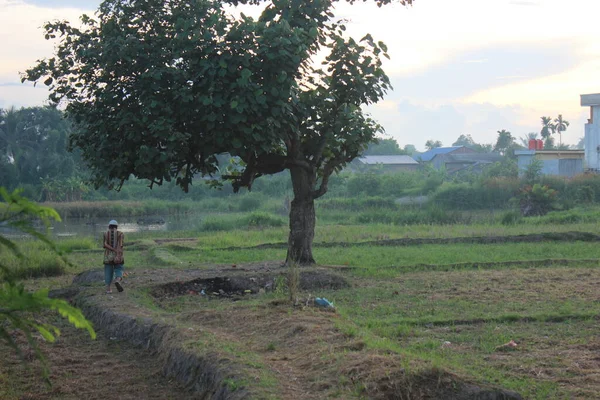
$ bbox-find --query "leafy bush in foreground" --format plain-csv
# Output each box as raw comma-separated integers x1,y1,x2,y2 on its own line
0,188,95,383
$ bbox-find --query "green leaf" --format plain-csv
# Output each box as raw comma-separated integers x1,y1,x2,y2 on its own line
241,69,252,80
230,100,238,109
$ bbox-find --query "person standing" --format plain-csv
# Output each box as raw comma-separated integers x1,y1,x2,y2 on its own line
103,219,125,294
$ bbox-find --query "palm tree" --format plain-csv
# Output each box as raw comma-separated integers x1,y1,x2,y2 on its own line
519,132,538,147
540,116,554,139
554,114,569,148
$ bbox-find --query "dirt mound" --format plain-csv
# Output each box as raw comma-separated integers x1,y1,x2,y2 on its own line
342,358,523,400
150,270,350,298
72,270,104,285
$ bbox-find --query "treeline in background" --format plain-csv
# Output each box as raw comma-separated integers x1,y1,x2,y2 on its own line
3,106,600,227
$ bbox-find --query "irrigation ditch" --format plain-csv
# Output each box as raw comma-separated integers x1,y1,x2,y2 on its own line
50,266,525,399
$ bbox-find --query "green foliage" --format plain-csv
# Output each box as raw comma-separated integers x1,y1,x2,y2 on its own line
519,184,558,217
245,212,286,228
4,243,66,280
24,0,393,196
522,159,543,185
354,206,463,225
0,188,95,383
363,138,407,155
238,193,265,212
56,237,97,252
483,160,518,179
379,172,421,197
452,134,492,153
0,106,83,197
565,174,600,203
318,196,398,211
431,182,515,210
500,210,522,225
425,139,442,150
346,173,381,196
23,0,410,264
493,129,515,155
200,212,285,232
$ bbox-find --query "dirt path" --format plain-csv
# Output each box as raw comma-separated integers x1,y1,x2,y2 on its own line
0,318,196,400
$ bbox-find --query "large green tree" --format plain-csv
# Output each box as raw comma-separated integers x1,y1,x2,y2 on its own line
0,106,78,193
24,0,412,265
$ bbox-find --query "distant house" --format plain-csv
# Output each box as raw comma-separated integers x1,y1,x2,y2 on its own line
417,146,477,166
416,146,478,169
514,150,584,178
430,153,504,174
355,155,420,173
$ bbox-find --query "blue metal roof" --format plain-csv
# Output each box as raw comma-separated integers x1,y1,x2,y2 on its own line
359,155,418,165
417,146,464,162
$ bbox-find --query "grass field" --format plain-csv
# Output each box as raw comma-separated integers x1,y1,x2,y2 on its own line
7,216,600,399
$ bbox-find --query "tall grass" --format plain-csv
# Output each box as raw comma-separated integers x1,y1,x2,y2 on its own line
200,212,286,232
2,241,67,279
48,200,198,219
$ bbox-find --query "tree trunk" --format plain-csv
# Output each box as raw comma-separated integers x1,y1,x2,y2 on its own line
286,166,316,265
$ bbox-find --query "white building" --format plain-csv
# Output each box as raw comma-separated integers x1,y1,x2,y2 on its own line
581,93,600,171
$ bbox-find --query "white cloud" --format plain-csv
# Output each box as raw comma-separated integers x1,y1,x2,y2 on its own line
0,1,94,85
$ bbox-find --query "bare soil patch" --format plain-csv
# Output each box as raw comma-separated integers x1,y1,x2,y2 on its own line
0,317,195,400
149,270,349,298
57,264,522,399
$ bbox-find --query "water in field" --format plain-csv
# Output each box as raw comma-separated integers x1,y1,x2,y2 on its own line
50,214,207,237
0,214,208,239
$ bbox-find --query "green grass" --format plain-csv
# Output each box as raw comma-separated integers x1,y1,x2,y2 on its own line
15,207,600,399
56,237,97,252
2,241,67,279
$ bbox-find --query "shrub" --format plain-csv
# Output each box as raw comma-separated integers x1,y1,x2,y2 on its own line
575,185,595,205
522,159,543,185
200,215,240,231
500,210,522,225
347,173,381,196
238,193,265,212
568,174,600,203
318,196,397,211
519,184,558,216
245,212,286,228
379,172,421,197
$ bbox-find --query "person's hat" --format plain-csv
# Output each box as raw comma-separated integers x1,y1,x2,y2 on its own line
108,220,118,226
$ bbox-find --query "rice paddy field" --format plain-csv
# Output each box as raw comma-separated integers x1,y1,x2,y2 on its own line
4,210,600,399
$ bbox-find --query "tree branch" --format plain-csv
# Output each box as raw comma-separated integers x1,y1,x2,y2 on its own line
312,162,335,199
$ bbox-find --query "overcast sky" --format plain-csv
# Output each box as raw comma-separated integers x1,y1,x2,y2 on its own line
1,0,598,150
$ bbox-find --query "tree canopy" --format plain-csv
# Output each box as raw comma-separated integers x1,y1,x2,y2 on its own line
24,0,411,264
425,139,442,150
452,134,492,153
363,138,407,155
0,106,79,192
493,129,515,156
